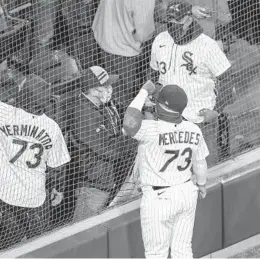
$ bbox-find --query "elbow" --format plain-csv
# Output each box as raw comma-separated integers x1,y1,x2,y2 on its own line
217,66,232,81
123,110,142,137
123,118,141,137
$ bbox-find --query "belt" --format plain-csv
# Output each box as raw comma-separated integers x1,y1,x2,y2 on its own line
152,179,191,191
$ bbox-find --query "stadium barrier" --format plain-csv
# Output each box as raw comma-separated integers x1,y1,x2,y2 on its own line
222,168,260,248
1,147,260,258
192,181,222,258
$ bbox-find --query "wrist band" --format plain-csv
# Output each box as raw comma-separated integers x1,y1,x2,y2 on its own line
197,180,207,186
129,89,148,112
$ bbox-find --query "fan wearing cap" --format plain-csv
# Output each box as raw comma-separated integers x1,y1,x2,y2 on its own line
67,65,135,220
123,81,209,258
149,0,231,166
0,74,70,249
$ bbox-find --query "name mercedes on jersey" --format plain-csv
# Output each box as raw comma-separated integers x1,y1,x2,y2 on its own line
159,130,201,146
0,124,53,150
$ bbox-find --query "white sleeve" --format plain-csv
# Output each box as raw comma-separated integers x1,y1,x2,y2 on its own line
133,120,158,142
150,38,159,71
47,126,71,168
205,39,231,77
0,102,14,124
193,130,209,161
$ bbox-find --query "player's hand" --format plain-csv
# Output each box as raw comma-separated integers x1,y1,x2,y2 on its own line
192,6,211,19
144,111,155,120
198,109,219,123
197,184,207,199
155,81,163,91
51,188,63,206
144,96,155,107
142,80,156,96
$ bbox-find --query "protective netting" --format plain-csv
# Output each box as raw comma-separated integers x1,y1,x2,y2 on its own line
0,0,259,252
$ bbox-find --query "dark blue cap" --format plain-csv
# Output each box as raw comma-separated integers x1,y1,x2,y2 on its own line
166,1,192,22
157,84,188,114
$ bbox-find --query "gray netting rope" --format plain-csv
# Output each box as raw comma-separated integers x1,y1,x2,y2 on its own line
0,0,259,251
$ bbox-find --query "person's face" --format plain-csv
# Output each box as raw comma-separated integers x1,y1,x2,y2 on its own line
89,84,113,104
167,15,192,41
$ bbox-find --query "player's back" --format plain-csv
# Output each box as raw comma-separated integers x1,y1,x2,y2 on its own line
135,119,205,186
0,101,66,207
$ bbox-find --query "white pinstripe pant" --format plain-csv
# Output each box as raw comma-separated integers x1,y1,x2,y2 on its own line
140,181,198,259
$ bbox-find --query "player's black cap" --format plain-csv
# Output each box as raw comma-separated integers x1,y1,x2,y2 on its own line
166,1,192,22
157,84,188,114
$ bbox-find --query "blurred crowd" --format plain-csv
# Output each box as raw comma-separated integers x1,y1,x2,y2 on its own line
0,0,260,251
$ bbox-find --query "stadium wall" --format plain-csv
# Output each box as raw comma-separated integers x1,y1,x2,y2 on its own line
1,147,260,258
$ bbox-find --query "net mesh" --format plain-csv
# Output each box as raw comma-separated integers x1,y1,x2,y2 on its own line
0,0,259,251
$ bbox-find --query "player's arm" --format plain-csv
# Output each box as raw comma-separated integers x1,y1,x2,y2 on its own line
205,39,233,111
123,80,155,137
193,159,208,186
215,66,233,100
46,164,67,206
192,130,210,199
205,39,232,85
216,67,232,82
193,158,208,199
46,126,71,206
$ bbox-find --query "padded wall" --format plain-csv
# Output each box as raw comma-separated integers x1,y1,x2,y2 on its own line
222,168,260,247
20,225,108,258
192,181,223,258
15,168,260,258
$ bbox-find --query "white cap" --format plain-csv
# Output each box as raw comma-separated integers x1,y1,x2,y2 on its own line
89,66,119,85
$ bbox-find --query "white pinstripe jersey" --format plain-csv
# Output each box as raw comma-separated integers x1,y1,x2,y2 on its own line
0,102,70,208
134,119,209,187
150,31,231,123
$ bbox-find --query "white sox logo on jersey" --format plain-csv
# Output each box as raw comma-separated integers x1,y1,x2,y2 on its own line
181,51,197,75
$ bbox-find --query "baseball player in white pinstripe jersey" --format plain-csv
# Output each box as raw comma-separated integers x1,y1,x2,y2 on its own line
0,74,71,249
123,80,209,259
149,1,231,166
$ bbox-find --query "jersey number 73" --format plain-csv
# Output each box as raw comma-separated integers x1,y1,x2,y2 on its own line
9,139,44,169
160,147,192,172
